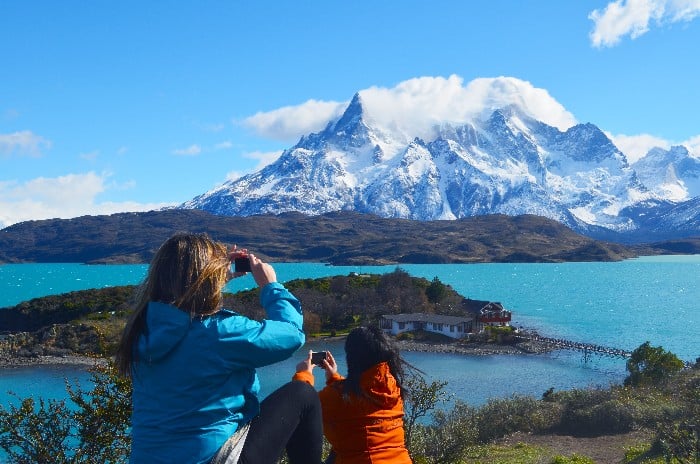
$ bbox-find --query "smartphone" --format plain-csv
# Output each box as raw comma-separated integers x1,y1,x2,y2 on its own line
234,257,252,273
311,351,328,366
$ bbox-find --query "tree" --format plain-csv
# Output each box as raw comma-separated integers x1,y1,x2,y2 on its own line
377,268,429,314
425,276,447,304
402,371,449,457
0,360,131,463
0,396,73,463
625,341,684,387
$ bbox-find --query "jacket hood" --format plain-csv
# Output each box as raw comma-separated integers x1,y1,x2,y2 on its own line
360,362,402,408
137,301,191,362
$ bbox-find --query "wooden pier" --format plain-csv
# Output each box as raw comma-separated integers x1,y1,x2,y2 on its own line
515,333,633,361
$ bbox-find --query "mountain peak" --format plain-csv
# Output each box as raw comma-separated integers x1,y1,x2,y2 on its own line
332,92,365,133
181,77,699,241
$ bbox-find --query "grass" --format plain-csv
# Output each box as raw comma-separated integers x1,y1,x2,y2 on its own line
458,442,587,464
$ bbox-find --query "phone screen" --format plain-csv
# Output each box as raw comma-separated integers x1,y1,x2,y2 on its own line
311,351,327,365
234,257,252,272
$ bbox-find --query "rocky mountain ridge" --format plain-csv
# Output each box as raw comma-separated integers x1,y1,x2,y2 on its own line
182,86,700,243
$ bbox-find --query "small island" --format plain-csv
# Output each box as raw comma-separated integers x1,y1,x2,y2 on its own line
0,269,552,367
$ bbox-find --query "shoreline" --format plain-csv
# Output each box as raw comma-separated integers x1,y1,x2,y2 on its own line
394,339,551,356
0,354,106,369
0,340,550,370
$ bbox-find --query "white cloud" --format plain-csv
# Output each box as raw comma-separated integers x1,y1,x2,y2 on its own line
0,172,173,229
173,142,234,156
589,0,700,48
359,75,577,141
173,144,202,156
0,130,51,157
214,141,233,150
241,75,576,144
242,99,347,141
608,131,700,162
79,150,100,161
193,121,225,133
222,150,284,183
225,171,243,182
243,150,283,170
683,134,700,156
608,132,671,162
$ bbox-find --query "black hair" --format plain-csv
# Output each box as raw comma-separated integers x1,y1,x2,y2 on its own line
342,325,412,399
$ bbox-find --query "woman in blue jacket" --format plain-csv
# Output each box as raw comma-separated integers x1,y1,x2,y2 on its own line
115,233,322,464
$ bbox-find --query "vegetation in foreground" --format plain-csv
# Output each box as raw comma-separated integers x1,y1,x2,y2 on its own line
0,270,698,462
0,342,697,463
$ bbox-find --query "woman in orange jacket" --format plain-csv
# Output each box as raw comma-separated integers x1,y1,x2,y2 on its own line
293,326,413,464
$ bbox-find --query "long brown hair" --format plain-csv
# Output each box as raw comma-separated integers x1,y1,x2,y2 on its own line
115,233,230,377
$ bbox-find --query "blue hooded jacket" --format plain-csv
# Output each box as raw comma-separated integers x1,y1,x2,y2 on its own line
129,282,305,464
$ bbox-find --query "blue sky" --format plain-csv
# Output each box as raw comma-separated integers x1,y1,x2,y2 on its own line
2,0,700,228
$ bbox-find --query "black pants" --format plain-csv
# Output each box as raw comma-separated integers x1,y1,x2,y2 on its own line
239,380,323,464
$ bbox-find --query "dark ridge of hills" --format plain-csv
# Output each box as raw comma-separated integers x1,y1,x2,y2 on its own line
0,209,688,265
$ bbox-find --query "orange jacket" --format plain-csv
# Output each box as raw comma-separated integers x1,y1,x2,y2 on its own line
294,362,412,464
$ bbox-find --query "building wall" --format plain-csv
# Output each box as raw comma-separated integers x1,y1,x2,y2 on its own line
384,319,467,339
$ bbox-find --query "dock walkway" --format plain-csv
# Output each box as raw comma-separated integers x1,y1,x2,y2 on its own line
515,333,633,360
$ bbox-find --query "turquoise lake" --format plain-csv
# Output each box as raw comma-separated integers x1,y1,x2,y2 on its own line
0,256,698,408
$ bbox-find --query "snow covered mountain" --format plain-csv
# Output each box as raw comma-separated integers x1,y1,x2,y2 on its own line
631,145,700,201
181,78,699,242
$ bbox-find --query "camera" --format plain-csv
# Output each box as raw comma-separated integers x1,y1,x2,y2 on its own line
234,257,252,273
311,351,328,366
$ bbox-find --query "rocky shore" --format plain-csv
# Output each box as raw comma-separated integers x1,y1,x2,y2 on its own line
0,353,105,368
0,337,553,370
395,338,553,356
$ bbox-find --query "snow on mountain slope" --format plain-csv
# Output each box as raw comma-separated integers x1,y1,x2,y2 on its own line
181,77,698,240
632,145,700,201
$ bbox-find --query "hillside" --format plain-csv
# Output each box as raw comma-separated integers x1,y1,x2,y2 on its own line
0,209,680,265
0,270,504,362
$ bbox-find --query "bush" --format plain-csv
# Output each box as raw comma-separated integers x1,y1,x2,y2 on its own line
0,360,131,463
412,401,478,464
403,373,450,455
625,342,684,387
551,454,596,464
475,394,557,443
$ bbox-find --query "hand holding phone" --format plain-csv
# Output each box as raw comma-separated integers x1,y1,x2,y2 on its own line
311,351,328,366
234,257,252,273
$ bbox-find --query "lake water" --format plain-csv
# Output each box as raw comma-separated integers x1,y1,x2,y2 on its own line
1,257,698,410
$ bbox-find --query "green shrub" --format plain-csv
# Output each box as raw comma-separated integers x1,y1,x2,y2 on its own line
550,454,595,464
412,401,478,464
625,342,684,387
475,394,557,443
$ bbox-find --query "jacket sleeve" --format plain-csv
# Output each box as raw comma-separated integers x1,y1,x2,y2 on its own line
325,372,344,386
292,370,315,386
260,282,304,330
216,282,305,368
